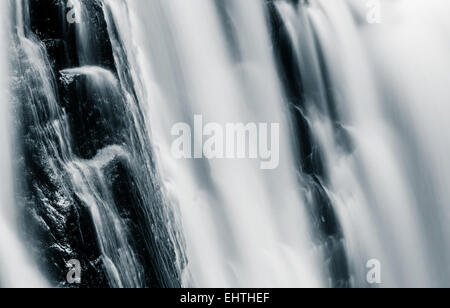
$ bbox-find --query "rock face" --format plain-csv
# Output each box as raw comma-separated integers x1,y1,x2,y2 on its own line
11,0,185,288
267,1,350,287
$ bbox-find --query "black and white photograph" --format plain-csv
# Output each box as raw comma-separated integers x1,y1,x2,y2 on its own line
0,0,449,292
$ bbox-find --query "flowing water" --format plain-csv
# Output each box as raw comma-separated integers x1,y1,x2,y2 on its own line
0,0,49,288
1,0,450,288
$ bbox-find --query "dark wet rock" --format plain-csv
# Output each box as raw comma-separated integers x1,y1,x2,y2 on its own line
267,1,351,287
59,70,129,159
13,0,184,288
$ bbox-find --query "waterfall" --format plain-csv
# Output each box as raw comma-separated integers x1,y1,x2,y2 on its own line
119,0,324,287
273,0,450,287
2,0,450,288
0,0,48,288
7,0,185,288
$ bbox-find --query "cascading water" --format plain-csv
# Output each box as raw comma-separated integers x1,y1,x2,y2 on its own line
271,0,450,287
7,0,185,288
2,0,450,288
119,0,325,287
0,0,48,288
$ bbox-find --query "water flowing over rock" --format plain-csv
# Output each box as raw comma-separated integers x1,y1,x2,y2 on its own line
2,0,450,288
